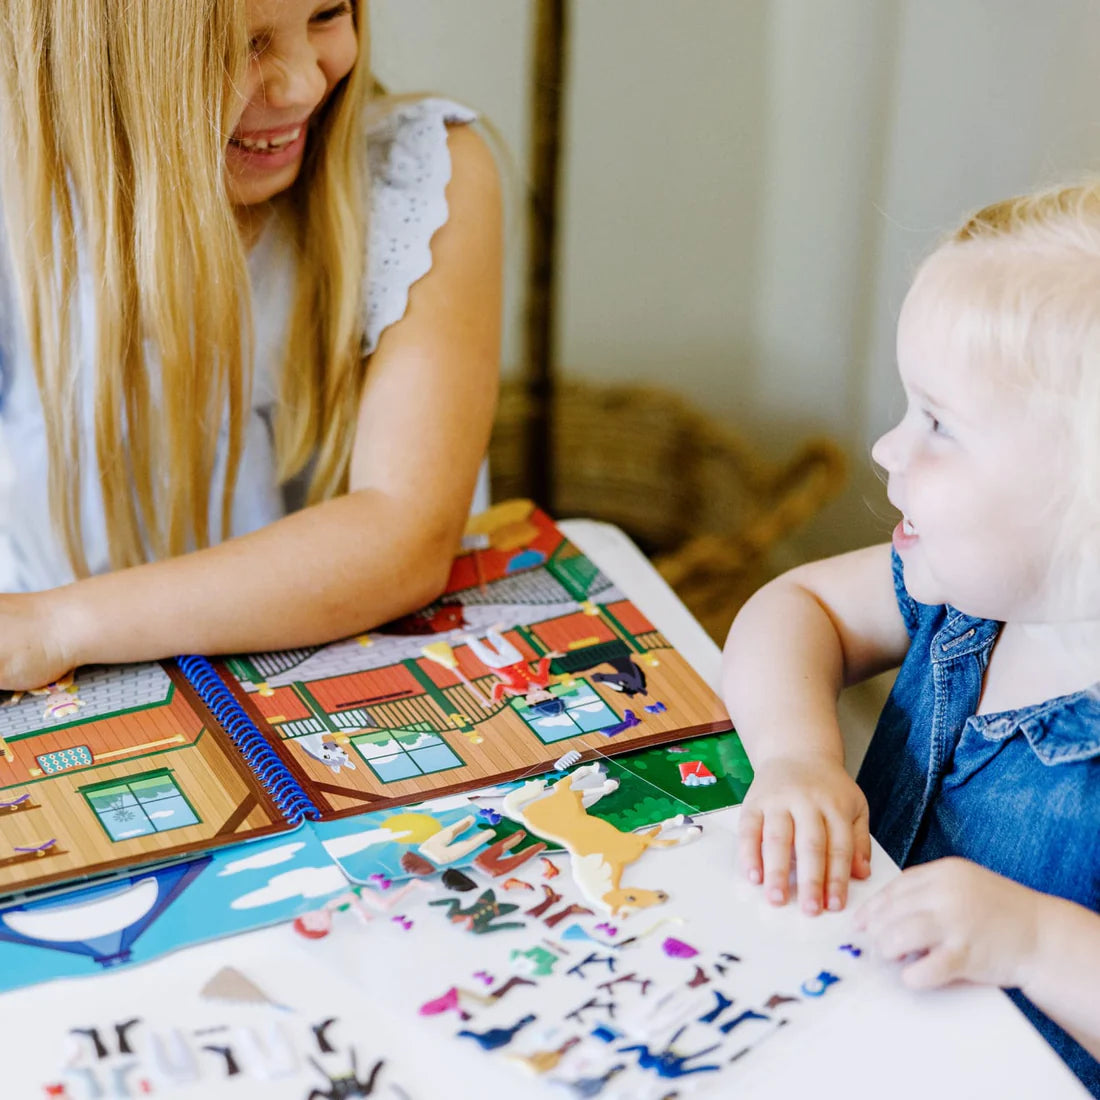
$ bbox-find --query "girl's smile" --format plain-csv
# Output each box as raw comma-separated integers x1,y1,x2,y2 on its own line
226,0,358,210
227,120,309,173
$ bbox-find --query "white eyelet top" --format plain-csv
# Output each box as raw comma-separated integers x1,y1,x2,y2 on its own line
0,98,476,592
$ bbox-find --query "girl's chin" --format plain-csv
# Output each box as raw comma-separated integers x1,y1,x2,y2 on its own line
226,165,304,210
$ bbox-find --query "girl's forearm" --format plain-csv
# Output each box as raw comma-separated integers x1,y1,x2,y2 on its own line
51,489,457,665
1021,895,1100,1061
722,578,848,766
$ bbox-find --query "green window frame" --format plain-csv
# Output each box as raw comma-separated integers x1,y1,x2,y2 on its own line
79,769,201,842
513,681,622,744
350,723,464,783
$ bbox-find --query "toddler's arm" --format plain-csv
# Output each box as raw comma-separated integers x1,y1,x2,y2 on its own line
1025,894,1100,1061
0,126,501,688
722,544,909,913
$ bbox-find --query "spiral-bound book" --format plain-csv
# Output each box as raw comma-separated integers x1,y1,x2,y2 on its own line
0,501,732,899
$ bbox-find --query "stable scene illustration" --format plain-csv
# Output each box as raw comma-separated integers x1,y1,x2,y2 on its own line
0,502,731,903
219,502,731,817
0,664,287,898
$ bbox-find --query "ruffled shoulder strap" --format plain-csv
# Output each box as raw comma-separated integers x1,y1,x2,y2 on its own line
362,96,478,355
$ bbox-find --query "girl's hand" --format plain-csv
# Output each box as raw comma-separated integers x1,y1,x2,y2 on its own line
0,591,76,691
854,857,1042,990
737,753,872,915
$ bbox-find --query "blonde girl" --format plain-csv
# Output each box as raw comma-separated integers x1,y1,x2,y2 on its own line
724,185,1100,1093
0,0,501,689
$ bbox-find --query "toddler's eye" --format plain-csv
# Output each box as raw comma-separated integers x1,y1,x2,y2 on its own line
922,409,947,436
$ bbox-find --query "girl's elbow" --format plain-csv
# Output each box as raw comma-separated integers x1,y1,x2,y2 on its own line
406,523,462,609
414,549,454,609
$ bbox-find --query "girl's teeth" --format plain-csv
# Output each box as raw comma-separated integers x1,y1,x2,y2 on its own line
234,127,301,152
902,518,916,536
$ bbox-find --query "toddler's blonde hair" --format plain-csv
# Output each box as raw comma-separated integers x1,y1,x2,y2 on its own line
0,0,373,575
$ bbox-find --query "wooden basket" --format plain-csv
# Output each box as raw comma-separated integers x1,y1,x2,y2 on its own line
489,378,846,642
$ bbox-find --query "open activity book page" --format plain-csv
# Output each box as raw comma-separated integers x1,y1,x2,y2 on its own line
0,501,732,901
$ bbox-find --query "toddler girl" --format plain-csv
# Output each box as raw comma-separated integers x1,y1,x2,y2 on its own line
0,0,501,689
724,184,1100,1093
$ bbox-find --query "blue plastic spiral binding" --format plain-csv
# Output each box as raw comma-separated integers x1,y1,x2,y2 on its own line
176,654,321,825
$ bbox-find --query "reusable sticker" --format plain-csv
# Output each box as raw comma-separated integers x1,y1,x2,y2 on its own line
456,1013,537,1051
429,889,525,935
501,764,700,916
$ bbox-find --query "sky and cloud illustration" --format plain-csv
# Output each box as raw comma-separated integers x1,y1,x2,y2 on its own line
0,783,521,994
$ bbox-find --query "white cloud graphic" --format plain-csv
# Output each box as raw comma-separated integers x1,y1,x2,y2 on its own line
218,842,307,876
322,827,409,859
538,714,574,727
231,865,349,909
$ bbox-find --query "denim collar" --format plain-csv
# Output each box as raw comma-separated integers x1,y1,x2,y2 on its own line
981,686,1100,765
933,608,1100,765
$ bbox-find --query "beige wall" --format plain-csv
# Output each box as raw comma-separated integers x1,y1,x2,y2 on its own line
372,0,1100,557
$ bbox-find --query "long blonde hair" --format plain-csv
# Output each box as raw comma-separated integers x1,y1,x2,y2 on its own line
0,0,372,575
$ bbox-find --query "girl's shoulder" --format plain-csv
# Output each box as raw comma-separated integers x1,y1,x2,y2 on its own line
363,96,479,356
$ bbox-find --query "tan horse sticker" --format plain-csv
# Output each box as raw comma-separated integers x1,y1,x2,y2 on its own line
502,763,701,917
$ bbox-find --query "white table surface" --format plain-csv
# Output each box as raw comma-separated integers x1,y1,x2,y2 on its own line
0,519,1087,1100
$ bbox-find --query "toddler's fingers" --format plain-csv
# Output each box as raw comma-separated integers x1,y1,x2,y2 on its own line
868,910,934,964
792,809,828,915
736,805,765,885
851,802,872,879
760,809,795,906
899,945,959,991
852,875,902,931
823,819,854,911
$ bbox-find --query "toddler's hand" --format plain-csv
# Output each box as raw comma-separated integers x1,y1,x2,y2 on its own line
0,591,76,691
854,857,1042,990
737,754,871,915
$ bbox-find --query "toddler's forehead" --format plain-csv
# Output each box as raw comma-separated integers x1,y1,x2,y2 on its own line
898,249,1057,402
896,287,1009,405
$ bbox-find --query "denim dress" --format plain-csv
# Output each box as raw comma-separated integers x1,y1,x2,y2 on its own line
857,551,1100,1096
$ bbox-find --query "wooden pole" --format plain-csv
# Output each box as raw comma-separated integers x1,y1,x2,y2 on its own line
524,0,569,510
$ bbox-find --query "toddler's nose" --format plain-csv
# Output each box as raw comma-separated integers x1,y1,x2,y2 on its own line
871,423,902,471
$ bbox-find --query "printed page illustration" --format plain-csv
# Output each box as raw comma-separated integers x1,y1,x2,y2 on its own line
0,665,288,898
218,503,732,819
0,729,752,994
0,826,350,995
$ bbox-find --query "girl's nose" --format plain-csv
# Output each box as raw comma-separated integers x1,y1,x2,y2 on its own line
260,44,327,112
